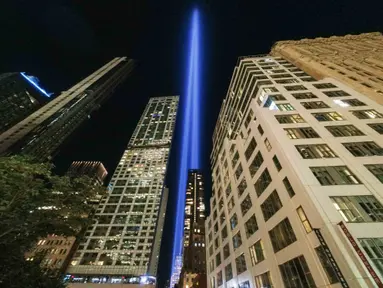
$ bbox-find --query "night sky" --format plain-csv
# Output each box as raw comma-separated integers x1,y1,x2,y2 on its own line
1,0,382,286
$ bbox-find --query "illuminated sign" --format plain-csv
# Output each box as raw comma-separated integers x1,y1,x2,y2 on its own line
20,72,52,98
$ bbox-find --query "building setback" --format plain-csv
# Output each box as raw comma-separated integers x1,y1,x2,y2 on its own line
206,55,383,288
66,96,179,286
271,32,383,104
0,57,134,159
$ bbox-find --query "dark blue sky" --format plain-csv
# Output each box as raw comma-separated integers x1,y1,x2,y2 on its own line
0,0,382,285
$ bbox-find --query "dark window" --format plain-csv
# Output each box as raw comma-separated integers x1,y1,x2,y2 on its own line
244,110,254,128
225,263,233,281
316,247,341,284
352,110,383,119
258,125,264,135
233,232,242,250
230,213,238,230
269,218,297,252
217,271,223,286
313,83,337,89
237,178,247,197
291,92,317,99
323,90,350,97
301,101,330,109
223,244,230,259
245,215,258,238
341,99,366,106
285,127,320,139
285,85,307,91
249,151,264,177
261,190,283,221
235,163,243,179
244,138,257,161
296,144,337,159
279,255,316,288
325,125,365,137
276,103,295,111
275,114,305,124
235,254,247,275
343,142,383,157
272,155,282,171
368,123,383,134
254,169,272,197
310,166,362,185
312,112,344,121
240,195,252,216
215,252,221,266
221,225,228,240
254,272,273,288
365,164,383,183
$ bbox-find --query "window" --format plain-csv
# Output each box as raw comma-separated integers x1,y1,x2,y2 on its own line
227,197,235,214
325,125,365,137
264,138,272,151
223,244,230,259
292,92,317,99
221,226,228,241
217,271,223,286
216,252,221,266
245,215,258,237
359,238,383,278
237,178,247,197
365,164,383,183
301,101,330,109
233,232,242,250
240,195,252,216
275,78,300,84
279,255,316,288
275,114,305,124
269,218,297,252
285,127,320,139
285,85,307,91
268,94,286,101
238,281,250,288
343,142,383,157
261,190,282,221
276,103,295,111
249,151,264,177
235,254,247,274
296,206,312,233
316,246,340,284
244,138,257,161
312,112,344,121
249,240,265,265
339,99,366,107
368,123,383,134
235,163,243,179
254,272,273,288
296,144,337,159
230,213,238,230
254,169,272,197
272,155,282,171
323,90,350,97
258,125,264,135
313,83,336,89
352,109,383,119
310,166,362,185
225,264,233,281
232,151,239,168
244,110,254,128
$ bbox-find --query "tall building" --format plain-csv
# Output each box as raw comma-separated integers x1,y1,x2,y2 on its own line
66,96,179,286
0,57,134,159
68,161,108,186
179,169,206,288
0,72,51,133
206,55,383,288
271,32,383,104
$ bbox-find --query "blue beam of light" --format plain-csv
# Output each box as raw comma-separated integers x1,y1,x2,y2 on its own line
20,72,52,98
170,8,201,281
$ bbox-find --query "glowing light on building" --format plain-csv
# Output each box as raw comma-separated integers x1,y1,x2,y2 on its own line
170,8,201,284
20,72,52,97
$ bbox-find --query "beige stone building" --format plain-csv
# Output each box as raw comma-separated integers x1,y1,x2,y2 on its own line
271,32,383,104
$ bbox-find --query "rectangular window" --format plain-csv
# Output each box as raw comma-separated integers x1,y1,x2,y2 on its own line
254,271,273,288
276,103,295,111
217,271,223,286
244,138,257,161
244,110,254,128
296,144,337,159
261,190,283,221
237,178,247,197
268,94,286,101
285,127,320,139
249,240,265,265
275,114,305,124
232,151,239,168
230,213,238,230
223,243,230,259
275,78,300,84
269,218,297,252
233,232,242,250
258,125,264,135
312,112,344,121
343,142,383,157
238,281,250,288
310,166,362,185
264,138,272,151
216,252,221,266
249,151,264,177
326,125,365,137
313,83,337,89
292,92,317,99
315,246,340,284
235,254,247,275
323,90,350,97
340,99,366,106
272,155,282,171
225,263,233,281
221,225,228,240
296,206,312,233
279,255,316,288
254,169,272,197
240,195,252,216
301,101,330,109
245,215,258,238
368,123,383,134
285,85,307,91
365,164,383,183
352,109,383,119
227,197,235,214
235,163,243,179
359,238,383,278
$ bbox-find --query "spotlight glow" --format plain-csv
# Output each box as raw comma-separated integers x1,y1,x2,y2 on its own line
170,8,201,281
20,72,52,97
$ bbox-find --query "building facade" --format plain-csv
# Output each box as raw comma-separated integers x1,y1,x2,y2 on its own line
68,161,108,186
66,96,179,285
0,72,51,133
179,169,207,288
271,32,383,104
0,57,134,159
206,55,383,288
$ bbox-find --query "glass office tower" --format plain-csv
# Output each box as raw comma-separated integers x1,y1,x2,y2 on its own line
66,96,179,285
0,57,134,159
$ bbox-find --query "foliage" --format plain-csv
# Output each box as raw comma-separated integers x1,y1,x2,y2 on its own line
0,155,106,287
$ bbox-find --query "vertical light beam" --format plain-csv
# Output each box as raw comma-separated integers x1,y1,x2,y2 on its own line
171,8,201,282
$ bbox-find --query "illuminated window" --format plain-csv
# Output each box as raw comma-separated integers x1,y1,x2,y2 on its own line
296,144,337,159
343,142,383,157
249,240,265,265
275,114,305,124
352,109,383,119
310,166,361,185
296,206,312,233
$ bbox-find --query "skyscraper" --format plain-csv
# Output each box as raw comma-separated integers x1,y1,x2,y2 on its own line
68,161,108,186
206,55,383,288
66,96,179,286
0,57,134,159
0,72,51,133
271,32,383,104
178,169,206,288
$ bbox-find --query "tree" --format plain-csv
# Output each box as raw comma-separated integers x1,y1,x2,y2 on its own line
0,155,106,288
